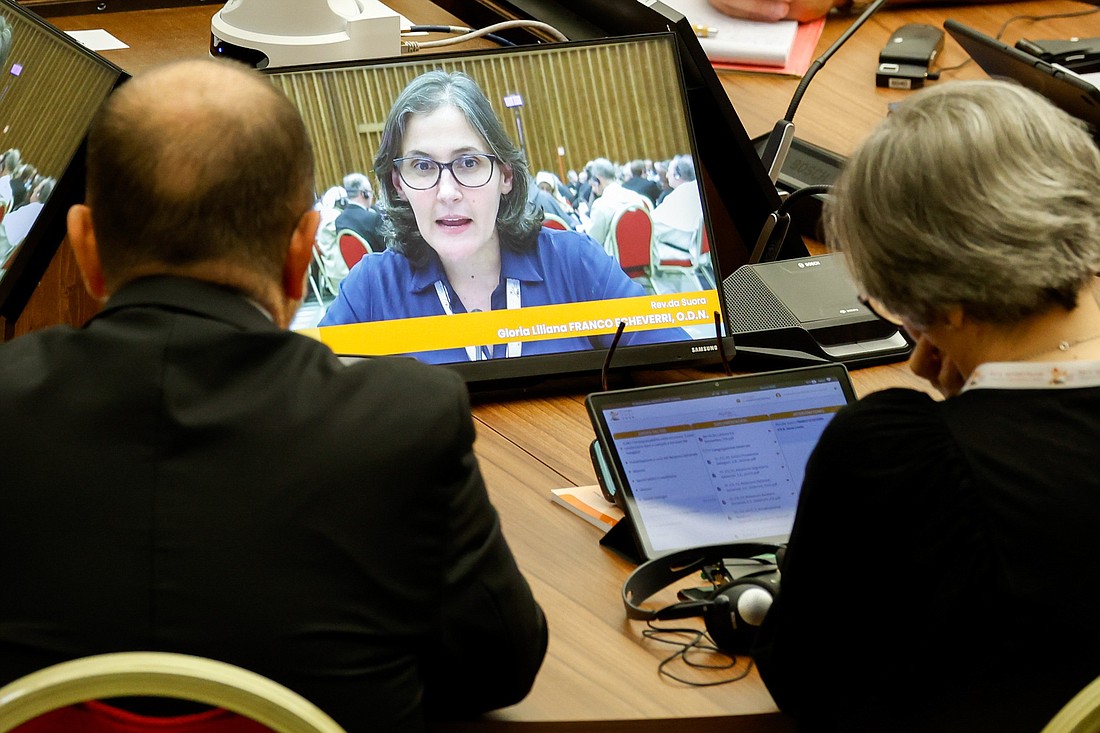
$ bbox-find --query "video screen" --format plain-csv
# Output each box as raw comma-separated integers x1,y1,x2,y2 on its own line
269,35,725,380
0,1,122,312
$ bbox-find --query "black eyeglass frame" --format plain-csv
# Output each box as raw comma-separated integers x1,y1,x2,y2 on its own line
392,153,500,190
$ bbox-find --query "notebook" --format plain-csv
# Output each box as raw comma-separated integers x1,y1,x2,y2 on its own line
945,19,1100,131
586,363,855,560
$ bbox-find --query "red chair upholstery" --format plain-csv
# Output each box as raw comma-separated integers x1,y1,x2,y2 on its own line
541,213,569,230
0,652,346,733
13,700,271,733
607,205,654,282
337,229,370,269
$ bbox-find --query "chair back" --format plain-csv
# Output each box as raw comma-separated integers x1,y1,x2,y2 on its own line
1042,674,1100,733
0,652,347,733
607,205,653,278
541,213,569,230
337,230,370,269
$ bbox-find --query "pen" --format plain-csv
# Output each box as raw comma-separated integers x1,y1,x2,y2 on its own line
692,23,719,38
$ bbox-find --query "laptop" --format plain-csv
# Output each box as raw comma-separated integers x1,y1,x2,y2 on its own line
944,18,1100,131
586,363,855,561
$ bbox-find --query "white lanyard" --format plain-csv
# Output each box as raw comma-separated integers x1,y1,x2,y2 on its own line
434,278,522,361
962,360,1100,391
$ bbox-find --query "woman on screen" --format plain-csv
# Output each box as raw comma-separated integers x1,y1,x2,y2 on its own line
318,70,684,364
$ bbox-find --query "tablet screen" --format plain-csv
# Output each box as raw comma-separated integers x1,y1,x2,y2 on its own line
587,364,855,559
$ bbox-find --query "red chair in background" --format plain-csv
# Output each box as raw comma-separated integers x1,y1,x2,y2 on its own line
337,229,371,269
606,205,654,289
541,213,569,230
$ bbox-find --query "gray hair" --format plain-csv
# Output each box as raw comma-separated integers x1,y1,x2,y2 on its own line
373,70,538,267
671,154,696,182
342,172,371,198
825,80,1100,327
588,158,619,184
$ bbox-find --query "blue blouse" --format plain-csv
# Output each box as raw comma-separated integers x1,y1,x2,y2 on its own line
318,228,687,364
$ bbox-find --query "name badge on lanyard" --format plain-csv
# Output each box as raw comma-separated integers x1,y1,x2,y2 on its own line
434,278,522,361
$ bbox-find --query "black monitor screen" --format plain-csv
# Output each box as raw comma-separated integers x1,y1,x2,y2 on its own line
0,0,126,322
273,34,739,385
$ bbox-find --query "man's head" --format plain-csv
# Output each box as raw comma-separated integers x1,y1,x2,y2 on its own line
0,148,21,176
30,176,54,204
668,155,695,188
343,172,373,206
69,59,318,320
588,158,618,197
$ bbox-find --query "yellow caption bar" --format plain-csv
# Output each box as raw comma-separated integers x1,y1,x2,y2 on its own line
298,290,721,356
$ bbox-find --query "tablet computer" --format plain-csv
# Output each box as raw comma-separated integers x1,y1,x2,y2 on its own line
586,363,855,560
944,18,1100,131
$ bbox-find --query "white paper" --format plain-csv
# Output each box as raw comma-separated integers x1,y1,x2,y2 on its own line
652,0,798,66
66,29,129,52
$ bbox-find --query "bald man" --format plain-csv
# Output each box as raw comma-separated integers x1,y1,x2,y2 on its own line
0,60,546,733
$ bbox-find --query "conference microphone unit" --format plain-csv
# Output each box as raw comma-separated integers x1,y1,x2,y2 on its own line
722,0,913,368
722,253,911,368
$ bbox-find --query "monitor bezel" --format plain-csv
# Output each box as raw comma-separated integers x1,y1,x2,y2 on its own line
267,33,748,387
0,0,128,323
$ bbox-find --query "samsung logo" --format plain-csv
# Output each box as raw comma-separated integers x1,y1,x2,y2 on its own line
691,344,719,353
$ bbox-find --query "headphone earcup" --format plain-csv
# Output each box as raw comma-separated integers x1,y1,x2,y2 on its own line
703,574,779,654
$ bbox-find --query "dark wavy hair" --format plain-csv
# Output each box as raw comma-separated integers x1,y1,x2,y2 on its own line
373,70,540,268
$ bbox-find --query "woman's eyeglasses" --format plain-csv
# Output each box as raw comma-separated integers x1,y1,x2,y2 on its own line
393,154,498,190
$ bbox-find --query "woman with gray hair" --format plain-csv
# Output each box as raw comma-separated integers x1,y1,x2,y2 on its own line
754,80,1100,732
320,70,683,363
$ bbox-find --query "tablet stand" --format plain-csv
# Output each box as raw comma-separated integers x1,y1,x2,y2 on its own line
599,516,644,565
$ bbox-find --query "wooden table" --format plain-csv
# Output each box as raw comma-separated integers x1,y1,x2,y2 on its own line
29,2,1100,729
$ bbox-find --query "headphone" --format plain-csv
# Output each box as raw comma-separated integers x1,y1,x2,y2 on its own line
622,543,782,655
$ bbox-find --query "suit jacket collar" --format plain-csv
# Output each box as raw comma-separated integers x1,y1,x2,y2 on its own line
90,275,280,332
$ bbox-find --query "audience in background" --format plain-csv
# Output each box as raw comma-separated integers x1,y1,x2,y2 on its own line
0,148,20,212
651,154,703,254
530,171,578,228
585,156,652,254
754,80,1100,733
622,159,661,206
335,172,385,253
313,184,348,295
2,175,53,257
9,163,36,210
653,159,673,205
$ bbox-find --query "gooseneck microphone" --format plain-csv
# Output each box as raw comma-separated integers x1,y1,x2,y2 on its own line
759,0,888,184
752,0,886,264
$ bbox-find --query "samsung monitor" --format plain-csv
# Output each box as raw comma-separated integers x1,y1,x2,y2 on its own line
270,34,737,385
0,0,127,323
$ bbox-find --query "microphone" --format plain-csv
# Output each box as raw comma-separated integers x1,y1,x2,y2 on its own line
749,183,832,264
752,1,886,263
599,320,628,392
759,0,888,182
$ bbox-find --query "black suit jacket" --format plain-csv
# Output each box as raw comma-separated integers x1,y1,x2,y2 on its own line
0,276,547,733
335,204,385,252
622,177,661,206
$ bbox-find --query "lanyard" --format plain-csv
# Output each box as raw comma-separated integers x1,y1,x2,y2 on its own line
434,278,522,361
963,360,1100,391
